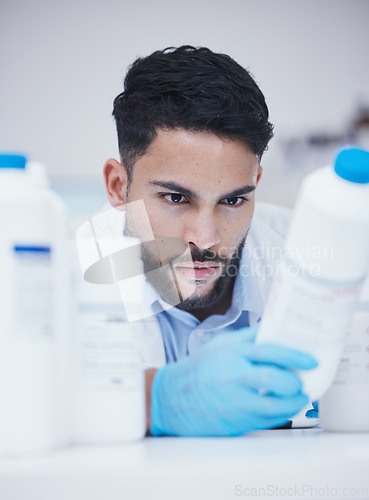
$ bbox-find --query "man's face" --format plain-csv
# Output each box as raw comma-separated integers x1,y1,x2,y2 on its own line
106,129,262,311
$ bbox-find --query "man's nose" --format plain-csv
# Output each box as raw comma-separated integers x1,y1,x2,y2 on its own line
182,209,220,250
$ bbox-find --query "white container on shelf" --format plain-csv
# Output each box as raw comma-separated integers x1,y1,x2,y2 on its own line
71,207,163,444
320,272,369,432
0,154,69,456
70,263,147,444
256,146,369,401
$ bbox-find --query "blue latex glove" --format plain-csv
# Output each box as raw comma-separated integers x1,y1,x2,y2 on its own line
151,326,318,436
305,400,319,418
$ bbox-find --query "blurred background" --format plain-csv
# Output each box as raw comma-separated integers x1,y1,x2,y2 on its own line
1,0,369,217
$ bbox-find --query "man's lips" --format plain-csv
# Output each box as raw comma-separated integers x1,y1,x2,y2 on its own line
174,261,221,280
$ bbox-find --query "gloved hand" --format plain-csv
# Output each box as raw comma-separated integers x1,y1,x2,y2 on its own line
151,326,318,436
305,400,319,418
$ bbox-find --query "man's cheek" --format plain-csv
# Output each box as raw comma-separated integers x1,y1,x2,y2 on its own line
217,244,238,260
125,199,155,241
145,213,173,239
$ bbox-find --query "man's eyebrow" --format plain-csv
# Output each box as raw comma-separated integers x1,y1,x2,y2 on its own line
220,185,256,200
148,180,256,200
148,181,198,198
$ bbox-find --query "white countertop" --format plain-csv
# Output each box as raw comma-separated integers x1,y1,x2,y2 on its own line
1,428,369,500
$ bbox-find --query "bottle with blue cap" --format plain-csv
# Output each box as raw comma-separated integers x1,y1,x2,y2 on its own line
0,153,69,455
256,146,369,403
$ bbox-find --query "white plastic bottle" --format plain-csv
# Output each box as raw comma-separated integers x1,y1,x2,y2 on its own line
27,160,71,449
70,207,163,443
26,160,50,189
256,146,369,401
0,153,69,456
320,272,369,431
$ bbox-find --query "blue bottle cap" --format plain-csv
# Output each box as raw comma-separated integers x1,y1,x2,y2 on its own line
334,146,369,184
0,154,27,169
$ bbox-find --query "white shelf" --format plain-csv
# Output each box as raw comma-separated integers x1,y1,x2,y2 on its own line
1,428,369,499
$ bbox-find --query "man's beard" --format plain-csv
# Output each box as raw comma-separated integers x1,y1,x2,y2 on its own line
173,239,246,311
135,232,247,312
124,202,247,311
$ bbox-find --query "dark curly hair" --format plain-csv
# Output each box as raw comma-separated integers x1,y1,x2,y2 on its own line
113,45,274,182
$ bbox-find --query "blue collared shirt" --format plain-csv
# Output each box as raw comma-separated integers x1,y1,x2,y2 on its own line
154,270,251,363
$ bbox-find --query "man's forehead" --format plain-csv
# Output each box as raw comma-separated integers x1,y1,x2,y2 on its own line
145,128,256,157
132,129,260,186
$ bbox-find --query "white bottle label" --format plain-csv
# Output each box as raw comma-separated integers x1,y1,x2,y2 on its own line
13,245,53,339
332,303,369,386
260,260,362,349
77,303,142,393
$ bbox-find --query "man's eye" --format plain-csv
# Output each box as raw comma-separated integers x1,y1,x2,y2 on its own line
164,193,185,203
223,197,246,206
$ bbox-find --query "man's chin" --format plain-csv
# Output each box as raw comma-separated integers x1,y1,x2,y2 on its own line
176,274,218,293
174,274,229,311
145,265,225,311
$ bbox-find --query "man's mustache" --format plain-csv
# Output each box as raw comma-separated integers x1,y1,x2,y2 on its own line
188,247,226,264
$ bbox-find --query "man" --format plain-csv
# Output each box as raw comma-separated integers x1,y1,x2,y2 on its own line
103,46,317,436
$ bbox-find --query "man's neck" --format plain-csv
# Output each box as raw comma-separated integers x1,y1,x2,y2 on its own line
186,277,236,322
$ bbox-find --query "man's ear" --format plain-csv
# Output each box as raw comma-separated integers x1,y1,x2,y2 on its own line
256,165,263,185
103,158,128,209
